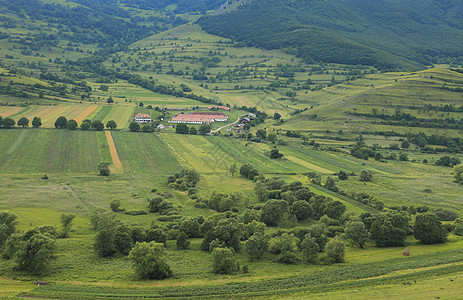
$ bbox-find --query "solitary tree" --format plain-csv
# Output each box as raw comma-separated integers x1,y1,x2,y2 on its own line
360,169,373,181
98,162,111,176
32,116,42,128
129,121,140,132
107,96,114,104
212,247,239,274
54,116,67,128
129,242,172,279
229,163,237,176
60,213,76,238
17,117,29,127
270,148,283,159
274,112,281,120
106,120,117,129
413,212,447,244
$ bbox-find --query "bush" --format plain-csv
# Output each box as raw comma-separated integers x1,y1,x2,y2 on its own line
324,236,345,263
129,242,172,280
212,247,239,274
110,200,122,212
359,169,373,181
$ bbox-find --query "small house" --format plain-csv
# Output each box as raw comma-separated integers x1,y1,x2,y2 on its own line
134,113,152,124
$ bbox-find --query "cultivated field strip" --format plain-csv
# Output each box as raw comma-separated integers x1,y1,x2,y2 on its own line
74,105,99,124
105,131,123,174
0,106,24,117
111,132,182,174
0,130,103,173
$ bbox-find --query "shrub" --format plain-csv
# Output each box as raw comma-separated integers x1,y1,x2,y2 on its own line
212,247,239,274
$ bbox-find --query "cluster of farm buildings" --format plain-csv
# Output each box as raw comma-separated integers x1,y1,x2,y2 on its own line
134,105,233,125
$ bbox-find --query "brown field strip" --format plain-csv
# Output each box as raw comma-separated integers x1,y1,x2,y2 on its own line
0,107,23,117
74,105,98,124
105,131,123,174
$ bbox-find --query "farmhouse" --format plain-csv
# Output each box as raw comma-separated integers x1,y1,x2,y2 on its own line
208,105,232,111
134,113,152,124
169,112,228,124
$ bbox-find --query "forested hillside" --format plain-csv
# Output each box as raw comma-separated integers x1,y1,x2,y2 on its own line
198,0,463,70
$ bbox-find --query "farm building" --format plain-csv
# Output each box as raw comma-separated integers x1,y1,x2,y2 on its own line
169,112,228,124
208,105,232,111
134,113,152,124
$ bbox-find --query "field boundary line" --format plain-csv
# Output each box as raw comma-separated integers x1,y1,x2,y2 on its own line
105,131,123,174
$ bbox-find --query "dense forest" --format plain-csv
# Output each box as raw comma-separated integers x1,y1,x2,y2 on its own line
198,0,463,70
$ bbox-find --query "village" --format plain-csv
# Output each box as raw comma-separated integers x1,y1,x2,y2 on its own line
133,105,256,133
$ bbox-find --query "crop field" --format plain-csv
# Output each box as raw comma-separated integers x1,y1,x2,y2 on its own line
0,129,110,174
111,131,183,174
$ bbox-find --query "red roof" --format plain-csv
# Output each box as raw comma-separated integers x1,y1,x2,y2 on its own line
208,105,232,111
135,113,151,118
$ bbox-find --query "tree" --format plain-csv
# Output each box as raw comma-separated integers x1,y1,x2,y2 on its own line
343,219,370,248
189,126,197,135
94,212,117,257
401,140,410,149
106,120,117,129
274,112,281,120
254,180,268,202
290,200,313,221
98,162,111,176
0,211,18,246
110,200,122,212
54,116,67,128
60,213,75,238
261,200,289,226
370,211,408,247
81,119,92,130
67,119,78,130
454,164,463,184
10,231,57,274
129,121,140,132
270,148,283,159
245,233,269,260
198,124,211,135
229,163,237,176
176,232,190,250
107,96,114,104
212,247,239,274
338,170,349,180
324,236,345,263
399,153,409,161
176,123,189,134
360,169,373,181
256,129,267,140
413,212,447,244
145,228,167,245
114,231,134,255
324,177,338,192
142,124,152,132
267,133,277,142
129,242,172,279
453,218,463,236
2,117,15,128
31,116,42,128
17,117,29,127
300,234,319,263
92,120,104,131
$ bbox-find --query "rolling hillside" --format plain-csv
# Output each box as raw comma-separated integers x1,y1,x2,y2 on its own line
198,0,463,70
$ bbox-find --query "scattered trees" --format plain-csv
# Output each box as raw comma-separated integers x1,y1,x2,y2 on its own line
129,242,172,279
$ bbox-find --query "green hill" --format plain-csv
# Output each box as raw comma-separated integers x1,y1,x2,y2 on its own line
198,0,463,70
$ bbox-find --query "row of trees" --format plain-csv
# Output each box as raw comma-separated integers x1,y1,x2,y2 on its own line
54,116,117,131
0,115,42,128
175,123,211,135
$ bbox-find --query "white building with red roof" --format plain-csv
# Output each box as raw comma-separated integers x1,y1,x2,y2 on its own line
134,113,152,124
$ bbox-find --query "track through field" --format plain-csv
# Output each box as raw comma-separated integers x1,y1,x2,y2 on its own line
105,131,123,174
